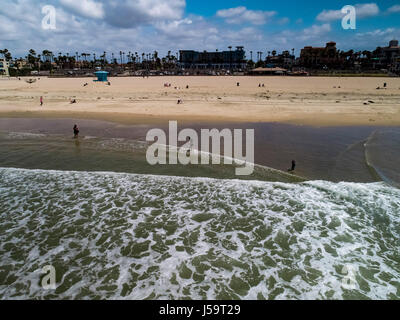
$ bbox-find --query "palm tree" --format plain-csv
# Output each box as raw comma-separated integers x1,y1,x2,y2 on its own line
37,54,41,71
0,49,11,61
42,50,50,62
228,46,233,69
250,51,253,61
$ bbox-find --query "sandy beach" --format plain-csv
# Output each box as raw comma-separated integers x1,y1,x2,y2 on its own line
1,76,400,126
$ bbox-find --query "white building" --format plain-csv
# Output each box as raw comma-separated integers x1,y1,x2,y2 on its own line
0,58,10,76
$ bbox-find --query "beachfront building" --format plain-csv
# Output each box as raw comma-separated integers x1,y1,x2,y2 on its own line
14,58,29,70
179,47,246,70
373,40,400,73
265,50,296,69
300,42,343,69
383,40,400,62
0,58,9,77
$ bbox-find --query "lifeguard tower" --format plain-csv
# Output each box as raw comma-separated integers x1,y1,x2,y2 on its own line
94,70,109,82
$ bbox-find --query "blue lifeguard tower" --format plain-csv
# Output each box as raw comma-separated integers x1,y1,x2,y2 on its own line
94,71,109,82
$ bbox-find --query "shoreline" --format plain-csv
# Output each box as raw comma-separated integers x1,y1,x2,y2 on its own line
1,110,400,127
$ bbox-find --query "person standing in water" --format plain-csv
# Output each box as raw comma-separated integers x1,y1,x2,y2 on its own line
73,124,80,139
288,160,296,172
186,137,193,157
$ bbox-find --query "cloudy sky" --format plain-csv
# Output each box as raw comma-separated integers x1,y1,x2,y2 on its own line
1,0,400,59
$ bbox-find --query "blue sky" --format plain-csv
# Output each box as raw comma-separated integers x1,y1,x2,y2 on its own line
0,0,399,58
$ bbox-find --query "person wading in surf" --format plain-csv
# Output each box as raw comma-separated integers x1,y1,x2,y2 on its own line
73,124,80,139
288,160,296,172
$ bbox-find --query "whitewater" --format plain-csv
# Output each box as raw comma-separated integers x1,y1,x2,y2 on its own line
1,167,399,300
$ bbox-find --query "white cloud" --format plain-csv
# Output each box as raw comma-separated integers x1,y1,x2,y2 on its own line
60,0,104,19
356,28,396,37
387,5,400,14
58,0,187,27
317,3,379,22
104,0,186,28
303,24,332,36
216,6,276,25
278,17,290,25
354,3,380,18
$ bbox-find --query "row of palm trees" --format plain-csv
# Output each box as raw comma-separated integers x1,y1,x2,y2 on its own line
23,49,180,70
10,47,291,69
248,49,296,62
25,47,293,67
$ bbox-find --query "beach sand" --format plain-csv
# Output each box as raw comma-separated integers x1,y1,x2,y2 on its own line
1,76,400,126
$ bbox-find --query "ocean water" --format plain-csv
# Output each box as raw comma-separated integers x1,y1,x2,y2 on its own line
365,129,400,188
1,168,399,300
0,123,399,300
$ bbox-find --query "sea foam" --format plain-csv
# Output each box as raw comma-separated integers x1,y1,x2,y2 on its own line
0,167,399,300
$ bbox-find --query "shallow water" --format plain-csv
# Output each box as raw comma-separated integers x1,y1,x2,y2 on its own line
0,132,302,183
365,129,400,188
0,118,399,183
0,168,399,300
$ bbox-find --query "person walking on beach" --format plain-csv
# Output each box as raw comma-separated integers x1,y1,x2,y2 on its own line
288,160,296,172
40,96,43,106
73,124,80,139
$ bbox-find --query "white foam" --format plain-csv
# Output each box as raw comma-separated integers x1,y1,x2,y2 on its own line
0,167,399,300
